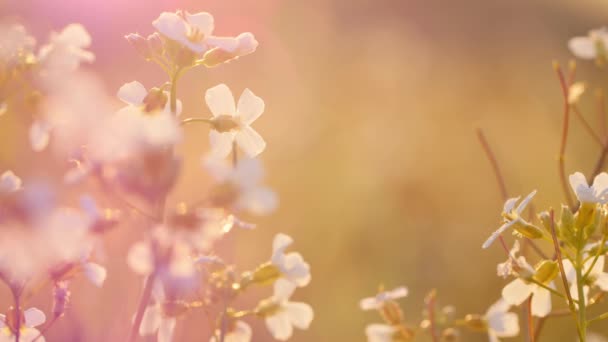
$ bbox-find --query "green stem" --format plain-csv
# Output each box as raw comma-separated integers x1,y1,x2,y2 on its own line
527,278,568,300
576,250,587,341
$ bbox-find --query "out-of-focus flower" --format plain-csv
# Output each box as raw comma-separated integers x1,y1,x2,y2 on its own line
271,233,311,287
364,324,414,342
0,22,35,64
153,11,215,54
204,157,278,215
568,82,586,104
0,307,46,342
484,299,519,342
359,286,408,311
210,320,252,342
257,279,313,341
569,28,608,62
29,120,51,152
0,171,22,193
496,241,530,279
588,332,608,342
501,257,554,317
569,172,608,204
562,256,608,305
482,190,538,249
38,24,94,73
82,261,107,287
140,283,177,342
203,33,258,67
205,84,266,158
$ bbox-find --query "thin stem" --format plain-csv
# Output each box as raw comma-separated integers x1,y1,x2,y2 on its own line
588,311,608,324
576,249,587,341
32,315,59,342
180,117,213,126
426,289,439,342
527,296,534,342
231,141,238,169
572,105,603,147
549,209,584,341
527,278,568,300
591,143,608,180
554,62,575,209
126,272,157,342
476,127,508,200
170,68,183,115
583,233,607,280
12,285,21,342
597,89,607,140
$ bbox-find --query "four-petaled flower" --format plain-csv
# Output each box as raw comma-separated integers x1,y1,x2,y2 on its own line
0,307,46,342
484,299,519,342
482,190,537,249
271,233,311,287
153,11,215,54
205,84,266,158
562,255,608,306
262,279,314,341
569,172,608,204
359,286,408,311
501,257,554,317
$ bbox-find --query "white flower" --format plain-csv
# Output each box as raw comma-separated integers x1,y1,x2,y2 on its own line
82,261,107,288
153,11,214,53
263,279,313,341
117,81,182,116
204,157,278,215
29,120,52,152
496,241,530,279
0,308,46,342
359,286,408,311
210,320,252,342
501,257,553,317
0,22,35,63
139,283,176,342
569,27,608,60
203,33,258,67
205,84,266,158
271,233,311,287
569,172,608,204
365,324,402,342
0,171,22,193
38,24,94,72
562,256,608,305
482,190,537,249
485,299,519,342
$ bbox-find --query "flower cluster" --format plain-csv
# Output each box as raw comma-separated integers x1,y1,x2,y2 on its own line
0,9,311,342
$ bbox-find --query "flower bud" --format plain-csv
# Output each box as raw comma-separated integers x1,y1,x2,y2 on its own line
533,260,559,284
125,33,150,59
147,33,164,56
513,222,543,240
442,328,460,341
247,262,281,286
538,210,552,232
575,202,597,231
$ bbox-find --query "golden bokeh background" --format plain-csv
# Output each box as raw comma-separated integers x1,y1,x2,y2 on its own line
3,0,608,340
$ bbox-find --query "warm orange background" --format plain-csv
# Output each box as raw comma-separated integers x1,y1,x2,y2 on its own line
2,0,608,341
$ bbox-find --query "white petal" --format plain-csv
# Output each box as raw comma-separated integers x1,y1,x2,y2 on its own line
185,12,214,36
489,312,519,338
209,130,236,159
237,89,264,125
59,24,91,47
30,120,51,152
272,233,294,260
502,279,534,305
570,172,595,202
516,190,537,215
265,312,293,341
587,255,605,278
274,278,297,301
282,252,311,287
238,187,278,216
205,84,236,117
593,173,608,201
595,272,608,291
569,37,596,59
117,81,147,106
83,262,107,287
503,196,521,213
127,242,154,275
485,298,511,316
531,286,552,317
235,125,266,158
139,305,162,335
224,320,252,342
24,308,46,328
158,318,176,342
153,12,188,43
0,170,22,193
286,302,313,329
562,258,577,283
365,324,396,342
359,297,380,311
482,220,516,249
20,328,45,342
387,286,409,300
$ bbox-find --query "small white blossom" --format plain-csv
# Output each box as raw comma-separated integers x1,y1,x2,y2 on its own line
569,27,608,60
82,261,107,288
153,11,214,53
485,299,519,342
496,241,529,279
501,257,553,317
140,283,176,342
210,320,252,342
569,172,608,204
203,33,258,67
0,171,22,193
359,286,408,311
482,190,537,249
0,22,35,63
38,24,94,73
205,84,266,158
204,157,278,215
271,233,311,287
364,324,402,342
562,256,608,306
0,308,46,342
263,279,313,341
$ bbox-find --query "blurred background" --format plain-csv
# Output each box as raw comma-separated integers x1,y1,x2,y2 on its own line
2,0,608,340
